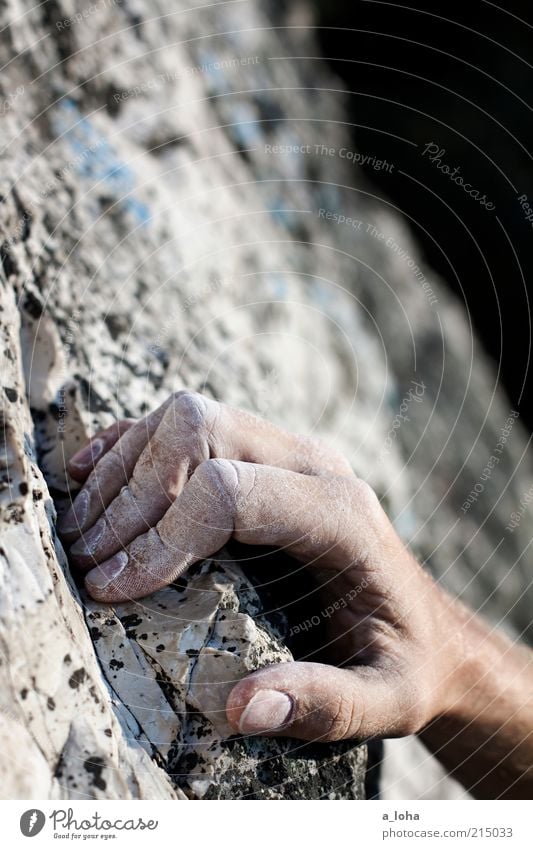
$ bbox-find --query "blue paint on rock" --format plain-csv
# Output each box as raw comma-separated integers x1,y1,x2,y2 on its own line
52,99,151,226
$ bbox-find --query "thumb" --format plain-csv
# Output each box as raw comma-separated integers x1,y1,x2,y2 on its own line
226,661,419,742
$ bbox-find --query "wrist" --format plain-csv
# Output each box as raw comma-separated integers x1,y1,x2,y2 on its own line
423,584,482,724
422,586,524,726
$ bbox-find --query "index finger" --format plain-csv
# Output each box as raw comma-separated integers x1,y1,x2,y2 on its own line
59,400,171,540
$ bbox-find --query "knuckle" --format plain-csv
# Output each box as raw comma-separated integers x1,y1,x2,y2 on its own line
349,477,381,514
395,698,426,737
313,436,353,475
397,678,430,735
399,706,426,736
295,432,352,476
329,448,353,476
324,475,375,514
166,393,220,457
171,390,209,427
384,666,429,736
193,458,239,505
321,694,360,741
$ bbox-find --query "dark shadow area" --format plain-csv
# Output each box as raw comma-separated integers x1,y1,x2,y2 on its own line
311,0,533,427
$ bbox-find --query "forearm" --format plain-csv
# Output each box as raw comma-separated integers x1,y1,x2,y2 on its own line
419,593,533,799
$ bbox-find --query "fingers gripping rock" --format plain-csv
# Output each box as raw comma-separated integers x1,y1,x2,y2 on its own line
226,661,422,742
158,458,241,551
63,390,356,577
84,461,367,602
60,406,169,539
68,395,216,565
160,392,214,490
85,459,243,601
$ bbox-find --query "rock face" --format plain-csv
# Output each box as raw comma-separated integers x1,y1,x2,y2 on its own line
0,0,370,800
0,0,531,801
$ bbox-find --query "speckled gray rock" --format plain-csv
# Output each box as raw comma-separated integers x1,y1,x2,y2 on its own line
1,0,532,801
0,0,369,800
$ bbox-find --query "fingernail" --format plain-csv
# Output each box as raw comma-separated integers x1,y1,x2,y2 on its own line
70,519,106,556
86,551,128,590
70,437,106,469
238,690,294,735
59,490,90,533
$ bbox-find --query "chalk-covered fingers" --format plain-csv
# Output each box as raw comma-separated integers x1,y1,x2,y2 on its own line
84,460,382,602
65,390,354,566
59,402,174,541
62,391,219,551
65,392,215,564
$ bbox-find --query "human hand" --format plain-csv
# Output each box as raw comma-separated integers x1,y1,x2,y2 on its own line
59,391,465,742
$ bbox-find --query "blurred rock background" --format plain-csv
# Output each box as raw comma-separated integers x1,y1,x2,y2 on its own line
313,0,533,427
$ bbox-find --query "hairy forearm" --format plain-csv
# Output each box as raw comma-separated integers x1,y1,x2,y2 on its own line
419,593,533,799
